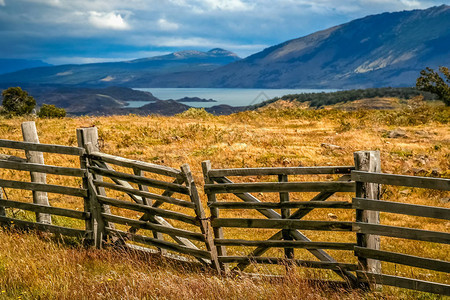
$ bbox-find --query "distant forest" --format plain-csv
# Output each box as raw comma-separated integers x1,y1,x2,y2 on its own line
251,87,438,109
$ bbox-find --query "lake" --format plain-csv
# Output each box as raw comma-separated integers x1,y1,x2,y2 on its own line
129,88,338,108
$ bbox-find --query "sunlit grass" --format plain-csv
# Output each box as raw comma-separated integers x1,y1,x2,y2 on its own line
0,104,448,298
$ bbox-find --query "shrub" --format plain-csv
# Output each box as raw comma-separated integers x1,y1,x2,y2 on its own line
176,107,212,119
37,104,66,118
1,86,36,116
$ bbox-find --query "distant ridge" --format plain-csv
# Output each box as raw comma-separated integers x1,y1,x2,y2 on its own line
0,48,241,87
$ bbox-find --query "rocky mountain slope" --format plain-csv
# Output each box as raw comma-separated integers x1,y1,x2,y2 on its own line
191,5,450,88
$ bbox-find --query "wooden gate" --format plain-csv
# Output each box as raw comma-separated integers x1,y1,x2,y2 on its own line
77,127,218,270
202,160,359,284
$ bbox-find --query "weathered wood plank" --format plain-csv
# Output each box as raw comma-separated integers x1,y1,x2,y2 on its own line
213,218,353,231
102,213,205,242
0,139,85,156
353,198,450,220
93,180,195,209
0,215,90,238
0,198,90,220
0,178,87,197
215,239,356,250
208,166,355,177
354,247,450,273
204,181,356,194
352,171,450,191
354,223,450,244
219,256,358,271
210,201,353,209
89,166,190,195
107,229,212,260
88,151,182,178
0,159,86,177
356,271,450,296
97,195,198,225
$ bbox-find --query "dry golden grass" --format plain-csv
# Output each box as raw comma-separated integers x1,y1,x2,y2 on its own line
0,103,448,299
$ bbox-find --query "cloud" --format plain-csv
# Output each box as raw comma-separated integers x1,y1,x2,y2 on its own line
202,0,253,11
88,11,130,30
158,18,179,31
0,0,5,6
400,0,423,7
169,0,253,12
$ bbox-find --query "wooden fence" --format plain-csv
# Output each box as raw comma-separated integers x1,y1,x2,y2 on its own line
202,160,359,285
0,122,448,296
0,122,92,239
352,171,450,296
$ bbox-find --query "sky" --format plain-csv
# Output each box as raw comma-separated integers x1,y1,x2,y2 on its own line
0,0,448,65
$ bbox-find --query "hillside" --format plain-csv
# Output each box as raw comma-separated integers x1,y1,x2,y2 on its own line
0,49,240,87
0,106,448,299
192,5,450,88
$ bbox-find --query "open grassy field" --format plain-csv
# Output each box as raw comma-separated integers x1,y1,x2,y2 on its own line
0,100,448,299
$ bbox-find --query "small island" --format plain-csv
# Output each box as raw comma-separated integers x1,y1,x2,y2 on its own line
175,97,217,103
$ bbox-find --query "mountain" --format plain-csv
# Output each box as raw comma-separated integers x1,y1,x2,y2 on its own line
0,59,51,75
125,5,450,89
0,49,240,86
0,6,448,89
194,5,450,88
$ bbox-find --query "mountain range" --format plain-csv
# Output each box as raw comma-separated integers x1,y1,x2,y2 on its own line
0,49,240,87
0,5,449,90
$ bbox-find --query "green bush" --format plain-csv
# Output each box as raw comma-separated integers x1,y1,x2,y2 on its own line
176,107,212,119
37,104,66,118
1,87,36,116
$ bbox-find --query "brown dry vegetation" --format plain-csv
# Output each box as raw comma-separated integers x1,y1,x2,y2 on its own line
0,101,448,299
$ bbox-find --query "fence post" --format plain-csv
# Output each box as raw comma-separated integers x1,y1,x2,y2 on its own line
21,121,51,224
76,127,107,248
354,151,382,285
202,160,228,273
181,164,220,272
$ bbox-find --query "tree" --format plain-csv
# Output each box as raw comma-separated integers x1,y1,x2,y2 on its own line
37,104,66,118
416,66,450,106
1,87,36,115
